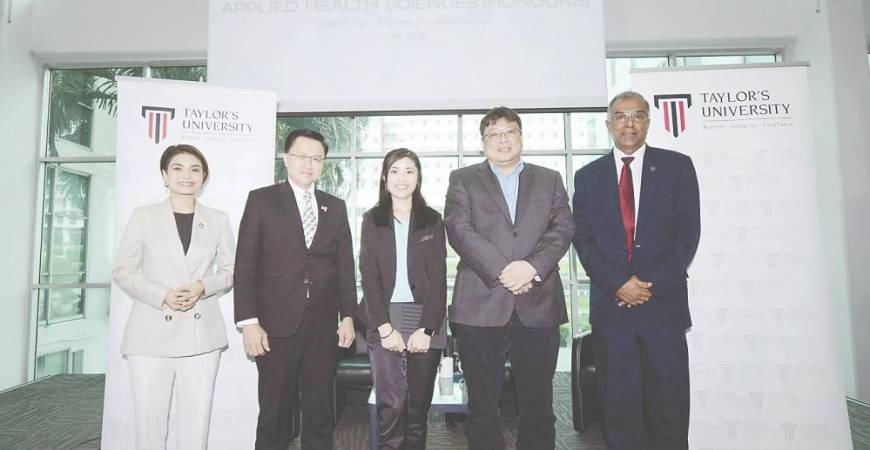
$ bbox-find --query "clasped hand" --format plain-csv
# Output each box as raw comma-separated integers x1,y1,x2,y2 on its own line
616,275,653,308
163,281,205,311
378,324,430,353
499,260,536,296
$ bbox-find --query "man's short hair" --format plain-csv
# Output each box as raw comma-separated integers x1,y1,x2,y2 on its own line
479,106,522,137
283,128,329,156
607,91,650,117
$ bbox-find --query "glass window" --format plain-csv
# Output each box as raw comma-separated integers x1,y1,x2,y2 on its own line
556,287,574,372
35,349,70,379
39,166,90,323
462,112,568,152
54,101,93,149
570,112,610,151
36,288,83,323
419,157,460,280
274,157,352,200
34,161,113,378
572,283,591,333
359,115,458,153
460,114,484,154
38,163,114,284
675,54,777,66
418,156,458,213
276,116,356,154
606,57,669,97
46,67,144,157
34,287,110,378
518,113,565,151
150,66,207,82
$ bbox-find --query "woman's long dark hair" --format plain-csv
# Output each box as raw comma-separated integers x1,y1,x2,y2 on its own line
370,148,437,230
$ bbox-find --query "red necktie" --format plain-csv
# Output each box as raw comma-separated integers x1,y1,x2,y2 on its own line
619,157,636,262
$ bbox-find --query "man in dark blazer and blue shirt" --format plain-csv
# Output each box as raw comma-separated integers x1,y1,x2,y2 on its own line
573,91,700,450
234,129,357,450
445,106,574,450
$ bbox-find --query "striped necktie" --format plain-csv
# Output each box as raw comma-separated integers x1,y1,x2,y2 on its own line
302,190,316,248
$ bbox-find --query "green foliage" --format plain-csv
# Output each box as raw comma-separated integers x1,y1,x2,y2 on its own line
47,66,208,156
275,116,368,197
150,66,207,82
47,68,143,156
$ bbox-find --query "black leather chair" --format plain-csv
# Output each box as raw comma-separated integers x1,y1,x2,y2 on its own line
330,331,520,421
288,332,372,441
288,330,521,440
444,333,518,416
571,330,598,431
333,332,374,423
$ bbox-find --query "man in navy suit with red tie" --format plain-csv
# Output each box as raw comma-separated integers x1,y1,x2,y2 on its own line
572,91,700,450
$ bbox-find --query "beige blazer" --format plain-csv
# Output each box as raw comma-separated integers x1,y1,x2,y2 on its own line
113,199,235,357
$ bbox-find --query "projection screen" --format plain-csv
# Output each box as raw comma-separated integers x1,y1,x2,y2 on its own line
208,0,606,112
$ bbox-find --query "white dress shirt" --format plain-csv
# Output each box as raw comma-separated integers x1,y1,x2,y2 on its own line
237,180,318,327
613,144,646,231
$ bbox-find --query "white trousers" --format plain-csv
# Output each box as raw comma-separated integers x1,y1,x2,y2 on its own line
127,349,221,450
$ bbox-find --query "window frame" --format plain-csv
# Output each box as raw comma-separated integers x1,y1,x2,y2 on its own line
37,165,91,325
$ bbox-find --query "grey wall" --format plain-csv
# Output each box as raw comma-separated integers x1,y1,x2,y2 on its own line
0,0,42,390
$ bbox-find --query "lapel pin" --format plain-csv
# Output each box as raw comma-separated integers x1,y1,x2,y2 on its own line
321,205,328,212
650,166,657,172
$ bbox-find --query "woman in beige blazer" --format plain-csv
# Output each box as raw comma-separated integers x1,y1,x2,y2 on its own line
113,144,235,450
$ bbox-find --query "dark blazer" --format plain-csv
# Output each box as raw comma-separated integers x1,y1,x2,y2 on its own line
572,146,701,331
233,182,357,338
358,207,447,343
444,161,574,328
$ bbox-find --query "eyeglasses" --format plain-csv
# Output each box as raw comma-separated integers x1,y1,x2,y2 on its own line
288,153,325,164
483,128,522,141
610,111,649,124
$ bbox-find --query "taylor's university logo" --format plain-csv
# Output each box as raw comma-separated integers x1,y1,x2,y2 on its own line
653,94,692,138
141,106,176,144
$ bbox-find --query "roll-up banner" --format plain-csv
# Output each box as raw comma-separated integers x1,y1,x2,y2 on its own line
102,77,276,449
633,64,852,449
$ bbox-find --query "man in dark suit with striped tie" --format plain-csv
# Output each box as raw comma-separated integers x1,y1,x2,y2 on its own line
234,129,357,450
572,91,701,450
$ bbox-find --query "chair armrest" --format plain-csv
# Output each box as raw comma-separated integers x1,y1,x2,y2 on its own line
572,330,594,431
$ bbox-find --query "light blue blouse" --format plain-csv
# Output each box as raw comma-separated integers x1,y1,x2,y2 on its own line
390,217,414,303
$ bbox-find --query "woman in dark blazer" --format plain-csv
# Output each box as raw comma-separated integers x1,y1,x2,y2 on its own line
359,148,448,450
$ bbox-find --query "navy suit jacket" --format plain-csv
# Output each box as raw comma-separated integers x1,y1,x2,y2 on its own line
572,146,700,331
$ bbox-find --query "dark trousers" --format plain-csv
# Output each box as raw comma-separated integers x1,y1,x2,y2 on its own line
369,341,441,450
451,313,560,450
255,320,337,450
592,325,689,450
